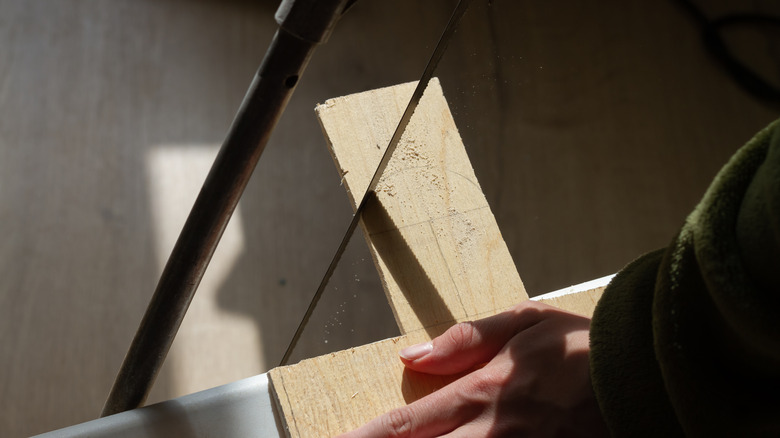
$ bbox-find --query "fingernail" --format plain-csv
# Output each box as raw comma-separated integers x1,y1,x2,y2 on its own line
399,341,432,361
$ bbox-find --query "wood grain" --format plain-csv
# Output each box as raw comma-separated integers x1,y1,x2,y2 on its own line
316,79,528,336
270,329,453,438
269,285,605,438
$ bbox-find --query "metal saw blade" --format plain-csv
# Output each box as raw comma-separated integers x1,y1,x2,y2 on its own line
280,0,474,366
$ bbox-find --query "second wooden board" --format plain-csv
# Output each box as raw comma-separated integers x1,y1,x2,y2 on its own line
316,78,529,336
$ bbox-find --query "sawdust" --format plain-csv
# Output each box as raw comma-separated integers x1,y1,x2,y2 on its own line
316,98,339,113
449,207,477,249
339,169,349,186
445,207,480,279
376,172,398,195
397,138,429,165
412,166,452,221
375,138,433,197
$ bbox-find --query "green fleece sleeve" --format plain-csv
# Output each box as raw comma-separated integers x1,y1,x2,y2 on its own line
590,119,780,436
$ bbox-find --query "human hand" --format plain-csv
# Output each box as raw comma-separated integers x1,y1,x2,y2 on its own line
337,301,608,438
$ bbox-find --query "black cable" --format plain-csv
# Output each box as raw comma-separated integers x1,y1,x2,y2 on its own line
675,0,780,104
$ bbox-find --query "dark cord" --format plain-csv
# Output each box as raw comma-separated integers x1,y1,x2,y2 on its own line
675,0,780,104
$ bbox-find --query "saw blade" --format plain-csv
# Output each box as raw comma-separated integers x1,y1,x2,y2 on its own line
280,0,474,366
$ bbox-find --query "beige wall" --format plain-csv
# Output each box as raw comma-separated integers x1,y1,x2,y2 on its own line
1,0,778,435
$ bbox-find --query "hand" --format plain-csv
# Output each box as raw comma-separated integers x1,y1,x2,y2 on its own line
337,301,608,438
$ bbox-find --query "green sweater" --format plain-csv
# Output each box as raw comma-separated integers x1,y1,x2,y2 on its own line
590,119,780,436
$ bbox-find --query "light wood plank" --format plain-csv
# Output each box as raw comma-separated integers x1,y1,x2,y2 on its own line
536,287,605,318
533,275,614,318
315,78,528,336
269,285,605,437
270,326,458,438
271,79,528,438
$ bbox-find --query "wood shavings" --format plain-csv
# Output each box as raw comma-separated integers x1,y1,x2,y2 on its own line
398,139,429,165
376,181,396,197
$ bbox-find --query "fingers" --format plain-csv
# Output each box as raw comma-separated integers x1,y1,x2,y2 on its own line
337,369,486,438
400,301,551,375
337,390,456,438
340,301,597,438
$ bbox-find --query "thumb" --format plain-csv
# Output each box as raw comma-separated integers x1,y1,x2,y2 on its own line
399,301,547,375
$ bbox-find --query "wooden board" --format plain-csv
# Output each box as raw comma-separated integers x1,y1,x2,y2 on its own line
271,80,526,437
269,285,605,437
534,275,613,318
536,287,605,318
314,78,528,337
270,324,462,437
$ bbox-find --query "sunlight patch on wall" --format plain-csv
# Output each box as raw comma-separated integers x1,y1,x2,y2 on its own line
145,144,263,401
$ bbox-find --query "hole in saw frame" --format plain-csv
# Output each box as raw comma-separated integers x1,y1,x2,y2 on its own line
284,75,299,88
